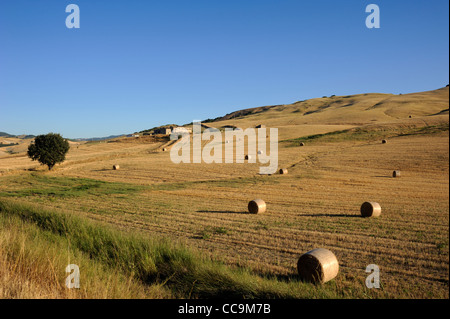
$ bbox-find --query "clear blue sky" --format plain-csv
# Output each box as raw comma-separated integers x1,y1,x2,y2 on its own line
0,0,448,138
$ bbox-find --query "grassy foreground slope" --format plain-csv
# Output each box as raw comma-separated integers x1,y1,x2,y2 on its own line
0,199,370,299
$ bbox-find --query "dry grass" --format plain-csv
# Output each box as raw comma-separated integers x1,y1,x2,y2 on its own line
0,200,356,299
0,213,171,299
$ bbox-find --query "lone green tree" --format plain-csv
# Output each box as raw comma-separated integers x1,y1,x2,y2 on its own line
27,133,70,170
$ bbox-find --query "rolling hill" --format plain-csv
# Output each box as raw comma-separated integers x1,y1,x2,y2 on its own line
206,86,449,128
0,85,448,299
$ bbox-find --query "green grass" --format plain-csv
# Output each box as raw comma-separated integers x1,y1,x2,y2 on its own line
0,199,359,299
0,174,143,199
398,123,450,136
0,211,170,298
213,227,230,235
148,176,280,192
282,123,449,147
0,143,18,148
197,226,230,239
0,173,280,200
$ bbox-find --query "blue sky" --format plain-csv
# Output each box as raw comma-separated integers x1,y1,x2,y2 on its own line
0,0,448,138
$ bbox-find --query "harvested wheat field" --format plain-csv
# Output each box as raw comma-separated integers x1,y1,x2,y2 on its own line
0,87,448,299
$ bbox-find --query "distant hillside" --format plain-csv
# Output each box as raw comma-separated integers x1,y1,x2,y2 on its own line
73,135,126,142
0,132,35,139
0,132,15,138
3,86,448,144
203,105,281,123
203,86,449,129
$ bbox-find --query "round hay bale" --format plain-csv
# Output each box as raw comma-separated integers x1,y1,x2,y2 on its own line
279,168,288,175
299,142,305,147
248,199,266,214
297,248,339,284
258,150,264,155
360,202,382,218
245,155,252,160
393,170,401,178
162,148,167,152
382,139,387,144
113,165,120,170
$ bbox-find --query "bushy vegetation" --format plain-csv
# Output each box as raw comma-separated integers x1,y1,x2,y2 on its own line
27,133,70,170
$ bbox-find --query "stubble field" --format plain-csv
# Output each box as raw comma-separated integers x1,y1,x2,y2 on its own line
0,88,448,299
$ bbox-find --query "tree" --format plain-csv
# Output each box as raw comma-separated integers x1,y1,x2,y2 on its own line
27,133,70,170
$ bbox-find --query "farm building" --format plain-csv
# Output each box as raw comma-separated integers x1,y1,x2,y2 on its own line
171,127,192,134
154,128,172,135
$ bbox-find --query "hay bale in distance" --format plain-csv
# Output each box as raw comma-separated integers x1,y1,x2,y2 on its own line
258,150,264,155
299,142,305,147
113,165,120,170
360,202,382,218
382,139,387,144
279,168,288,175
393,170,401,178
297,248,339,284
245,155,252,160
162,148,167,152
248,199,266,214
